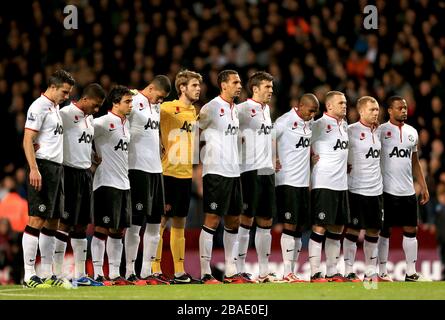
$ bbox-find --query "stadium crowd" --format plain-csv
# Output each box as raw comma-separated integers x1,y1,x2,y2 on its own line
0,0,445,283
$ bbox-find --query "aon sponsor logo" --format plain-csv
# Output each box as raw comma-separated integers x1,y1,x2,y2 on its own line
389,147,411,158
78,131,93,143
53,123,63,135
258,124,272,135
333,139,348,151
144,118,160,130
114,139,128,151
365,147,380,158
224,124,239,136
180,121,194,133
295,137,310,148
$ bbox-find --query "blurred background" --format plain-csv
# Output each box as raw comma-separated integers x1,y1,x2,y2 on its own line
0,0,444,283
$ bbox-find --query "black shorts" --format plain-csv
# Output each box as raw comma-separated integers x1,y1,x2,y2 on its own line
203,174,243,216
164,175,192,218
94,186,131,229
383,192,418,227
347,192,383,230
311,188,350,226
129,170,164,225
60,166,93,227
27,159,64,219
241,170,276,219
276,185,310,227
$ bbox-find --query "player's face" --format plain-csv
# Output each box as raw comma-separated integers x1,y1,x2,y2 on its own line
149,86,168,104
360,101,380,126
328,94,347,118
255,80,273,104
299,103,319,121
223,74,242,99
83,97,104,115
54,83,73,105
116,94,133,116
389,99,408,122
183,78,201,103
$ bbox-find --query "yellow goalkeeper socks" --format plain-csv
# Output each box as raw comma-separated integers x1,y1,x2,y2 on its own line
151,225,165,274
170,227,185,275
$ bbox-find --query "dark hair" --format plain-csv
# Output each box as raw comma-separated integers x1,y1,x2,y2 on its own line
247,71,273,96
387,96,404,108
82,83,106,100
152,75,172,95
48,69,75,88
217,70,238,89
104,85,133,110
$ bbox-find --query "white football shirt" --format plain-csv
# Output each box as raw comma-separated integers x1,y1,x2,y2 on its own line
93,112,131,191
275,108,312,187
311,113,349,190
60,102,94,169
380,121,418,196
238,99,274,174
199,96,240,177
347,121,383,196
128,92,162,173
24,94,64,164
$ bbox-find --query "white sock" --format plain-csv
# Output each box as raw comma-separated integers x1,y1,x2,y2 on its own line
53,231,68,277
140,223,160,278
91,235,106,278
281,232,295,276
224,228,238,277
343,237,357,275
309,234,323,276
39,230,56,279
403,235,418,276
363,238,378,276
255,227,272,278
199,227,214,278
107,236,123,279
124,225,141,278
378,236,389,276
293,237,302,274
236,226,250,273
22,231,39,281
71,237,88,279
325,235,341,277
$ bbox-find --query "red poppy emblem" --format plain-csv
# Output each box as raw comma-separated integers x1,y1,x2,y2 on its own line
220,108,225,116
110,123,115,129
292,121,298,129
251,109,256,114
360,132,365,140
74,115,79,121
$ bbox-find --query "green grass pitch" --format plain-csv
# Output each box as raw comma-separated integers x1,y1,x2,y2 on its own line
1,282,445,300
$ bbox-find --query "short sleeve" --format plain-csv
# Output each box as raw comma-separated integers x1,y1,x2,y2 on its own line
25,104,45,132
198,104,211,130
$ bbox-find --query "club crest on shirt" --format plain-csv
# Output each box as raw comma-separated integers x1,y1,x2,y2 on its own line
408,134,414,142
154,104,160,113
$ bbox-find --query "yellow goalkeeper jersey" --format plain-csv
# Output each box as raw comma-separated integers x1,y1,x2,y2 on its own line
160,100,197,179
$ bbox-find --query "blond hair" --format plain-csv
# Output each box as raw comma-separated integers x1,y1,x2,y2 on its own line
175,70,203,95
